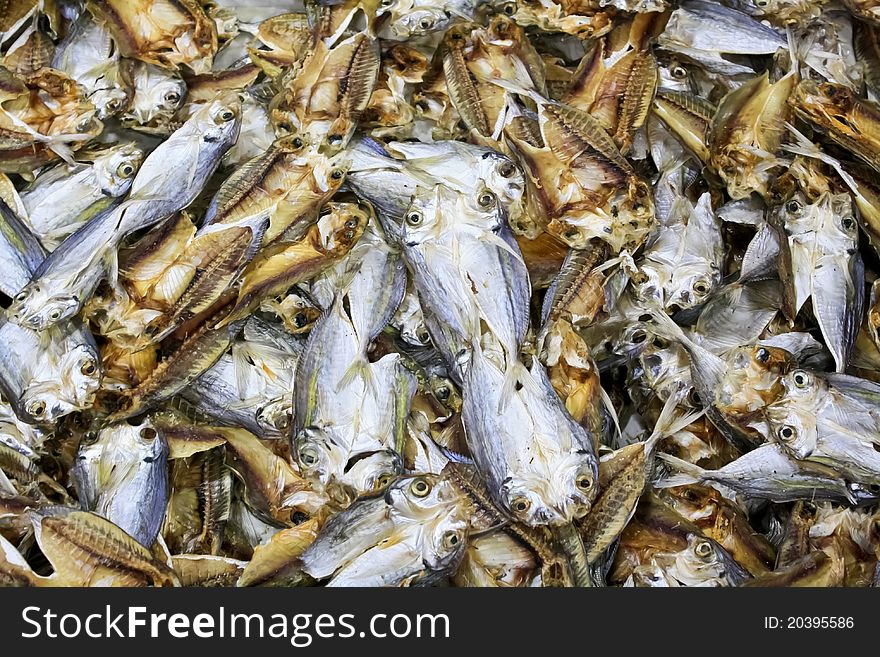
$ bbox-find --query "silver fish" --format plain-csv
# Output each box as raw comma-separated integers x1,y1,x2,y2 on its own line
461,337,599,526
122,62,187,129
71,419,169,547
52,12,130,119
300,473,470,586
656,444,871,504
19,143,145,249
8,99,242,331
772,191,863,372
183,317,304,437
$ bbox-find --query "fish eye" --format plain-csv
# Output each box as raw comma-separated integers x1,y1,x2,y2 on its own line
435,385,451,401
792,370,810,388
27,400,46,417
406,211,424,227
417,328,431,343
81,431,99,445
292,312,308,328
671,65,687,79
756,0,768,6
575,473,593,492
327,133,343,145
755,347,771,363
140,427,157,441
164,90,181,104
498,161,517,178
502,2,516,15
14,291,27,303
688,388,702,406
841,216,856,231
785,199,803,215
331,169,344,180
511,496,530,514
299,445,321,467
477,190,497,209
117,163,135,178
418,17,434,30
377,473,395,489
49,308,62,320
778,425,796,440
381,0,393,5
218,108,236,122
292,137,303,148
631,328,647,344
410,477,431,497
442,530,461,550
694,540,714,559
692,280,710,295
345,218,360,229
80,359,97,376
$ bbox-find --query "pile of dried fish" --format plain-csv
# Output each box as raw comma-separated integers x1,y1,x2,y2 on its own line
2,0,880,588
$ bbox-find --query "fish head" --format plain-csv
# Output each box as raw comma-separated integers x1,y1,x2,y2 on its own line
386,473,464,518
761,372,823,459
423,505,470,571
815,191,859,248
94,143,145,197
312,152,351,195
8,284,81,331
665,263,720,313
478,152,525,213
657,57,697,94
91,85,131,120
293,426,348,490
389,8,455,39
255,397,292,434
73,419,168,507
19,383,76,425
632,264,667,308
127,70,186,125
674,533,750,587
317,201,370,253
197,97,243,146
502,453,598,527
341,450,403,496
57,343,101,408
401,185,445,247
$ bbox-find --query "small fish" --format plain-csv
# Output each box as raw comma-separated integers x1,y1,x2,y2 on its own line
71,419,169,547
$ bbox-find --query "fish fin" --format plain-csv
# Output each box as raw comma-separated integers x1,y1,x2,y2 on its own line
781,122,859,192
653,453,706,488
496,358,541,413
336,355,375,395
599,385,622,443
645,385,705,453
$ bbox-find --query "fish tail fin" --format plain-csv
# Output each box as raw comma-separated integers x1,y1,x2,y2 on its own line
337,355,373,393
645,385,705,452
654,453,706,488
496,358,539,413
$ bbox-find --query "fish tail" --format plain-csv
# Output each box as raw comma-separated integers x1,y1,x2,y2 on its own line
337,355,373,393
654,453,706,488
496,358,538,413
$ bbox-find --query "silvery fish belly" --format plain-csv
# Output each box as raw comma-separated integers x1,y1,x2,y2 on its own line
461,336,599,527
293,298,415,498
71,419,169,547
400,183,530,374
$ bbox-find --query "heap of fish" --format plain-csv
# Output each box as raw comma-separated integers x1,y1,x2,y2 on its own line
2,0,880,588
